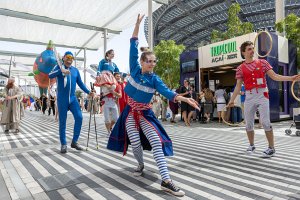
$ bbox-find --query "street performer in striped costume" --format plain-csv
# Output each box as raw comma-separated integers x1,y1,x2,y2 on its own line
107,14,199,197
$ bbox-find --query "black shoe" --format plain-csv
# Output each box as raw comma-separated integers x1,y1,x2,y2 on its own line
161,181,185,197
61,145,67,154
133,164,144,176
14,129,19,133
71,142,83,151
4,130,9,133
263,147,275,157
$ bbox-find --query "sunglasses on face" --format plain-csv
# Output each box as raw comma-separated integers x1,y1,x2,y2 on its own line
65,55,74,60
145,59,157,64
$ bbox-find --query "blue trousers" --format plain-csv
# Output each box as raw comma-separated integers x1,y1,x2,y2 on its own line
58,99,82,145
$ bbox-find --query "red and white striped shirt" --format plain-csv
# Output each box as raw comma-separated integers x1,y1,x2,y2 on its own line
235,59,272,80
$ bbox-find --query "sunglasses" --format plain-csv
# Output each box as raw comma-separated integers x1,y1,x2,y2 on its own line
65,55,74,60
145,59,157,64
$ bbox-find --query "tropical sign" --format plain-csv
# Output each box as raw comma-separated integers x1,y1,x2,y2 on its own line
198,32,257,68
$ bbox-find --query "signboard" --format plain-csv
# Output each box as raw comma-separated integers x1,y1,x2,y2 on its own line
182,60,197,73
198,32,257,68
278,36,289,63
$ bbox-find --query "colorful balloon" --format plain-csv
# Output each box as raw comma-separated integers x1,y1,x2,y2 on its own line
29,40,57,96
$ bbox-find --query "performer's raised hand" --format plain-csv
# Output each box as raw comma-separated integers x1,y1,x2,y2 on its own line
136,14,145,25
61,68,70,75
89,91,95,97
186,98,200,110
175,96,200,111
132,14,145,38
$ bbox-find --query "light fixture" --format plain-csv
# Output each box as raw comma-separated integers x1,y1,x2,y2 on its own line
214,71,227,74
219,66,233,70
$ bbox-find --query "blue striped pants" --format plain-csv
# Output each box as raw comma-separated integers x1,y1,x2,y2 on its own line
126,114,170,181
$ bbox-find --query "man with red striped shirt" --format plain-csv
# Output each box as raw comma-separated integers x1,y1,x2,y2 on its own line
228,41,300,157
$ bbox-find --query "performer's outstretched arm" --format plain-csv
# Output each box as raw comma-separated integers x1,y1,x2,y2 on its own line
129,14,145,74
154,75,199,110
154,76,177,101
267,70,300,81
76,69,90,94
132,14,144,38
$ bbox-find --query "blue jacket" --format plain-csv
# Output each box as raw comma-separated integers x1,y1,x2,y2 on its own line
124,38,176,103
49,65,90,103
107,37,177,156
97,59,119,74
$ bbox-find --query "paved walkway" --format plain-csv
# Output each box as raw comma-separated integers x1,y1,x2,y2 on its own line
1,110,300,200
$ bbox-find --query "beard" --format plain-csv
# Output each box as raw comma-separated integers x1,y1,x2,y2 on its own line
6,83,14,89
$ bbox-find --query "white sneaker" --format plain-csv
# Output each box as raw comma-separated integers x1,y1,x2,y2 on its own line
246,145,256,154
133,164,144,176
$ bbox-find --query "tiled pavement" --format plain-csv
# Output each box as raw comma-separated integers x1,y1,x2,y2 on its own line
1,110,300,200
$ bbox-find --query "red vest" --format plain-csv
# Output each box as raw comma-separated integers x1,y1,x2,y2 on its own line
241,59,267,91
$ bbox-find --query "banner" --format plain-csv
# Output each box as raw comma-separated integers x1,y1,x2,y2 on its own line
198,32,257,68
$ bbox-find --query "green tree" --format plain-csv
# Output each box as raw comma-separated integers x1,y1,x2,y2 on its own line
75,90,82,99
211,30,222,43
154,40,185,89
275,13,300,65
211,3,254,42
226,3,243,38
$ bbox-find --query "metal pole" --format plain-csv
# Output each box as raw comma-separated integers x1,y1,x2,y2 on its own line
104,29,108,56
29,81,31,95
275,0,285,36
148,0,153,51
84,48,87,85
17,75,20,86
24,79,27,95
74,51,77,68
8,55,13,77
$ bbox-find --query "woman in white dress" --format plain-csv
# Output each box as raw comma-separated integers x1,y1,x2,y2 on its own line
214,84,226,123
151,92,162,118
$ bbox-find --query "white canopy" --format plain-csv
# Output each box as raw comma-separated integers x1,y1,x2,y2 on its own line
0,0,164,91
0,0,161,50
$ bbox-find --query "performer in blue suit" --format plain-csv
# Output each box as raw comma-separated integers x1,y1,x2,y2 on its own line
49,51,93,153
107,14,199,197
95,49,120,95
97,49,119,74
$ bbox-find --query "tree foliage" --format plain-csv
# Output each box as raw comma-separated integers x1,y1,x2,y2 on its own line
211,3,254,43
75,90,82,99
275,13,300,65
154,40,185,89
